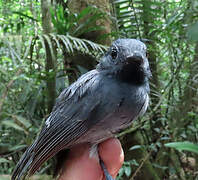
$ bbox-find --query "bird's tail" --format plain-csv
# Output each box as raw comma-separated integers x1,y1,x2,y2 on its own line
12,144,35,180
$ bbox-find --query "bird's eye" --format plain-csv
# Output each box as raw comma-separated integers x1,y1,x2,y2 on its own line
111,47,118,59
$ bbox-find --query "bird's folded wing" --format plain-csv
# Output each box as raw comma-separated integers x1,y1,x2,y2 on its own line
12,70,102,180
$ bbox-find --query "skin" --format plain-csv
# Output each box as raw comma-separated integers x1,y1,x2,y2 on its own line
58,138,124,180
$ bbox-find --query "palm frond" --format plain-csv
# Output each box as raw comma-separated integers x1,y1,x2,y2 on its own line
39,34,107,57
112,0,164,39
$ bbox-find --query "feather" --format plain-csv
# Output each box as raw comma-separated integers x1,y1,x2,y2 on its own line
12,70,101,179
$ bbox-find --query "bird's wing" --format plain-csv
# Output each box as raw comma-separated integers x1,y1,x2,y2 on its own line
12,70,103,180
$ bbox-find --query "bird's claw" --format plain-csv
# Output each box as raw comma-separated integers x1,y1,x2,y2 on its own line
100,159,115,180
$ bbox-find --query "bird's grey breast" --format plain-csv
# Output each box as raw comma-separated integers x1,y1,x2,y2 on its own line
99,76,148,128
76,75,149,145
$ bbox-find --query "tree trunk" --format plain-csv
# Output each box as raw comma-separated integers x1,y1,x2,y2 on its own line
41,0,57,113
68,0,111,45
64,0,112,84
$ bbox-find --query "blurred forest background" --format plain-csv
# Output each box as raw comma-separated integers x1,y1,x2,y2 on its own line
0,0,198,179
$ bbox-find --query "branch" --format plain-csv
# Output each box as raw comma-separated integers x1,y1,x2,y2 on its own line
0,69,23,114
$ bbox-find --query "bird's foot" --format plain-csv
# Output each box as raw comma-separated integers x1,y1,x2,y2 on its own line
100,159,115,180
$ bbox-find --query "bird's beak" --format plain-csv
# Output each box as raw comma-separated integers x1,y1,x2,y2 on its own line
126,54,144,66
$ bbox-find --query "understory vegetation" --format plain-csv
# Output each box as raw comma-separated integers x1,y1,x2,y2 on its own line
0,0,198,179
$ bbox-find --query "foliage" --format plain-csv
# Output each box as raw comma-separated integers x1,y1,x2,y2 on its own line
0,0,198,179
0,0,106,175
165,142,198,154
112,0,198,179
50,5,106,36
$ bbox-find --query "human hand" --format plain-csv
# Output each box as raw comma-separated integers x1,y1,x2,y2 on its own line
58,138,124,180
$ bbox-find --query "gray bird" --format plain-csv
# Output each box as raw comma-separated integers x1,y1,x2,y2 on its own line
12,39,151,180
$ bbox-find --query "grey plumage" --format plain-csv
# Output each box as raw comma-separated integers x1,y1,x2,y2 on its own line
12,39,151,180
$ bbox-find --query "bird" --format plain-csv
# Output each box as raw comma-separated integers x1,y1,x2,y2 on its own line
12,38,151,180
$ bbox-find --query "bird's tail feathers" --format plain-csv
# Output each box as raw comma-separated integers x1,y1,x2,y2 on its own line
12,144,35,180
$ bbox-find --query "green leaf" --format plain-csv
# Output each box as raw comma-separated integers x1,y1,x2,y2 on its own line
9,144,27,152
0,176,11,180
152,163,168,170
38,35,46,53
124,159,139,166
57,35,72,53
12,115,31,129
77,6,93,21
187,22,198,42
165,12,182,27
73,11,104,37
160,137,171,141
165,142,198,154
0,158,10,163
114,0,129,5
2,121,24,131
129,145,143,151
49,34,61,49
124,166,131,177
12,11,38,22
62,35,75,53
42,34,55,60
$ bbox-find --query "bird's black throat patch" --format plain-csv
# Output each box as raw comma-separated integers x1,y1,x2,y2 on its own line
118,61,146,84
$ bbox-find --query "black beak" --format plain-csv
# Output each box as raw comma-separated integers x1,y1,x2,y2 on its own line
126,54,144,66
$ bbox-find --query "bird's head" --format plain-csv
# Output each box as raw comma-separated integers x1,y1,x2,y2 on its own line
97,39,151,84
